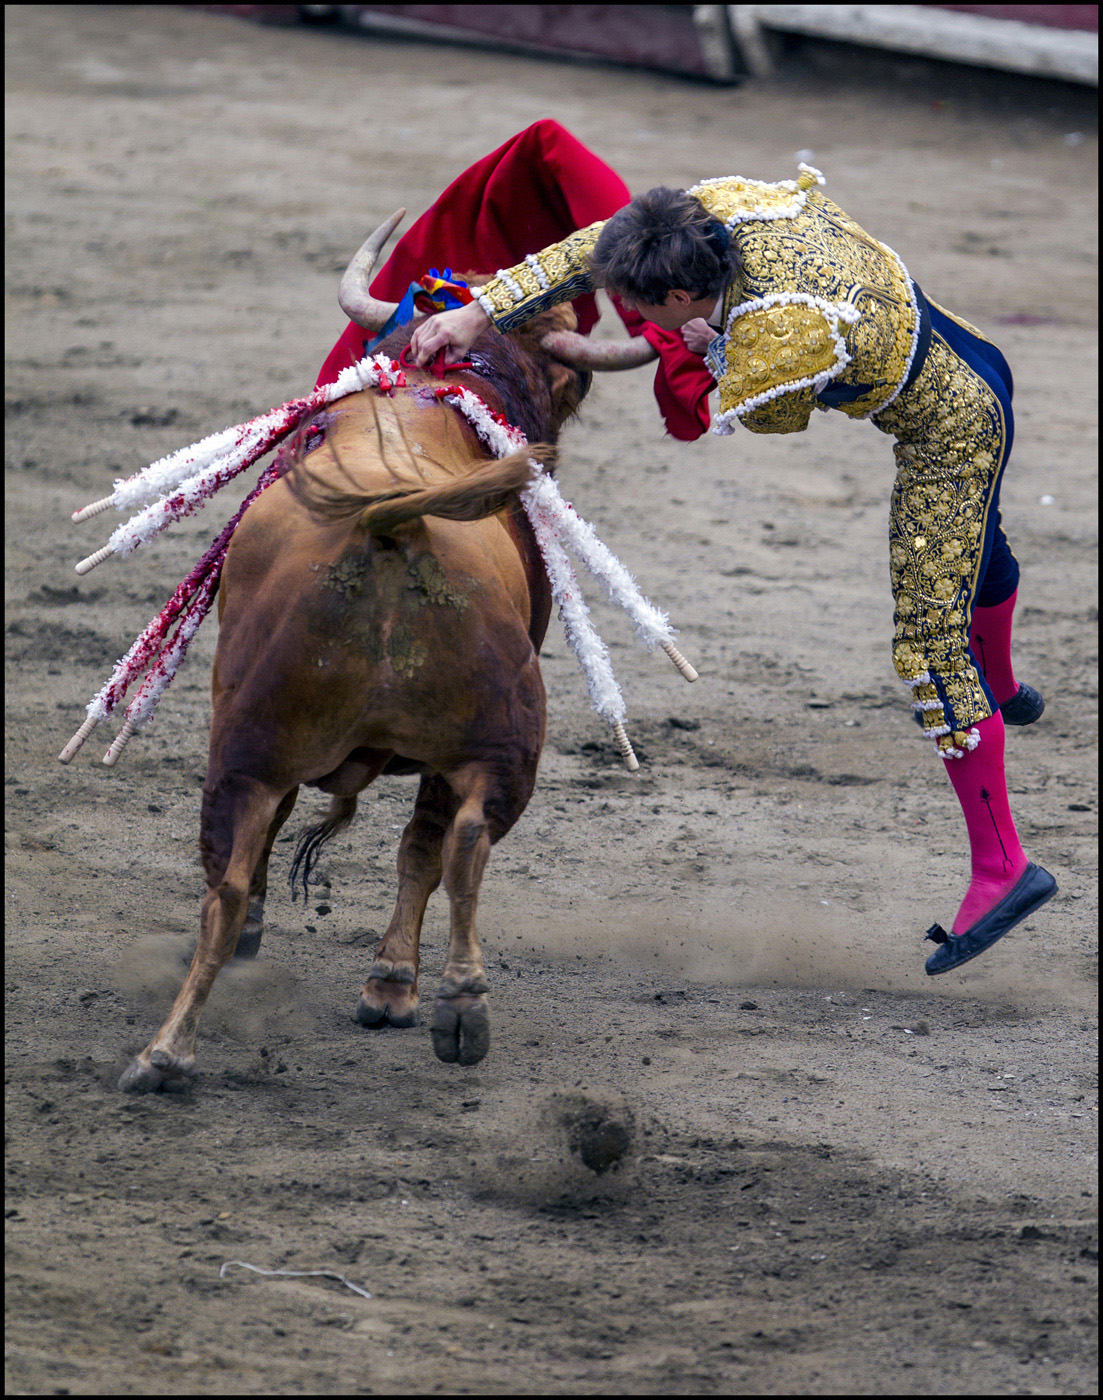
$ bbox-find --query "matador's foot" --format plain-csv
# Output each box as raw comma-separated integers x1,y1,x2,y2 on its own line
998,683,1044,726
924,862,1057,975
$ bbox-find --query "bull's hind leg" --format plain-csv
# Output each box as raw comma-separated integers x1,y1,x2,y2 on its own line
119,775,284,1093
431,765,499,1067
237,786,299,959
357,774,457,1029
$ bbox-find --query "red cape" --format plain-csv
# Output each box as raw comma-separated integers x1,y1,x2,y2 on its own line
314,119,713,441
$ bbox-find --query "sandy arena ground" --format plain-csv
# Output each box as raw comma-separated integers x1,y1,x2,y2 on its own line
5,6,1098,1394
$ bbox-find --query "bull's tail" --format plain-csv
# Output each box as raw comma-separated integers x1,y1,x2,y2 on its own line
292,443,555,535
288,794,357,902
359,446,553,534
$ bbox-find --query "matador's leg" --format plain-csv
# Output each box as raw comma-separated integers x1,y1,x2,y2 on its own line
877,335,1056,972
969,528,1045,725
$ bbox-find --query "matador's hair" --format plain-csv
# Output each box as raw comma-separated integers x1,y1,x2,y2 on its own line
587,186,741,306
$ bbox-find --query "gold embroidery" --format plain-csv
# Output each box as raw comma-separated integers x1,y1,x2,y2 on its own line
510,260,546,301
481,172,917,429
740,385,818,435
711,190,916,423
479,222,604,331
686,174,807,224
476,276,521,319
475,166,1004,758
875,335,1004,749
715,300,850,427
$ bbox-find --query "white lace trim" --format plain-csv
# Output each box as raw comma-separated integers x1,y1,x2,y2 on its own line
919,720,982,757
494,267,525,302
524,253,550,291
937,726,982,759
689,163,825,230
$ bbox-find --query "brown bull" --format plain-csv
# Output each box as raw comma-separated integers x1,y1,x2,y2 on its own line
118,213,656,1093
116,326,578,1090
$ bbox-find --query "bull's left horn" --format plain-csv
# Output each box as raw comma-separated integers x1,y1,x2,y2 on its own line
338,208,407,332
539,330,659,372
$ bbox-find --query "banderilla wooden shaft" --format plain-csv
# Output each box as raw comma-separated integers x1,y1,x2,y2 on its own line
58,713,101,764
71,495,116,523
102,717,137,766
76,544,115,576
611,719,639,772
662,641,698,682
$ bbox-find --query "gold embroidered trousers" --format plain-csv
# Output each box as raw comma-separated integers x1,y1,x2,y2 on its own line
873,325,1016,757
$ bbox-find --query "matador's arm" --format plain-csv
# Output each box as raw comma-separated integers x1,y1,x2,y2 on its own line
474,221,607,331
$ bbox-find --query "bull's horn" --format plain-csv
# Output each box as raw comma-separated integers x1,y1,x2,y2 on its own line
539,329,659,371
338,208,407,332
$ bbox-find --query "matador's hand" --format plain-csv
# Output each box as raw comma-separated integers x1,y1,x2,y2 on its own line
410,302,492,367
680,318,714,356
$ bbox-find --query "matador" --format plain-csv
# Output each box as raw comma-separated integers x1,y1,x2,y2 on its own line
409,160,1057,975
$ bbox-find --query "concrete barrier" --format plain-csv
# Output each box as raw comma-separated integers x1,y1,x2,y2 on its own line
728,3,1098,85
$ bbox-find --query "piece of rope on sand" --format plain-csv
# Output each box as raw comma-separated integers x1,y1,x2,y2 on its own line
219,1261,372,1300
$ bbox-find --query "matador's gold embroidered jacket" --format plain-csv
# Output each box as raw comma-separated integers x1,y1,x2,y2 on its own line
476,164,1017,760
475,164,923,436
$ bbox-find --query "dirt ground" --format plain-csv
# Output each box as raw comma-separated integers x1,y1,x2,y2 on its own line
5,6,1098,1394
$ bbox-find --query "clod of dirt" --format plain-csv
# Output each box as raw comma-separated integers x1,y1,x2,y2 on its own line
554,1093,635,1175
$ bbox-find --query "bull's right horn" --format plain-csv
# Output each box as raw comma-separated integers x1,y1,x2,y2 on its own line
338,208,407,332
539,329,659,371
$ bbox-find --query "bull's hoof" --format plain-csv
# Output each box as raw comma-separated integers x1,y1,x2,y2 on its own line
356,965,420,1028
118,1047,196,1095
431,993,490,1066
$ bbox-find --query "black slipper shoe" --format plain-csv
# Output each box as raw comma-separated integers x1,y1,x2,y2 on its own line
999,683,1045,726
924,863,1057,975
912,682,1045,730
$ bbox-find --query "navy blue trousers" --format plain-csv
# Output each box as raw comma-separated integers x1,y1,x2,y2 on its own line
926,303,1020,609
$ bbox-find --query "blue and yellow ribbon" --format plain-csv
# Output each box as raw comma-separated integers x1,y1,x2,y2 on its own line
364,268,474,354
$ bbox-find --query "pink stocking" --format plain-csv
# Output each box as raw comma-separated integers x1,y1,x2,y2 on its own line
942,710,1029,933
969,590,1019,706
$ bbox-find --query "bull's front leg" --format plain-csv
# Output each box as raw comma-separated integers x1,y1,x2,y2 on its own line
356,775,454,1029
431,770,492,1066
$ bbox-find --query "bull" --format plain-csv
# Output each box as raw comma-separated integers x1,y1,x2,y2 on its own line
118,213,656,1092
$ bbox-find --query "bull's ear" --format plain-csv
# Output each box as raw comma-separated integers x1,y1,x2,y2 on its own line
546,358,587,422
